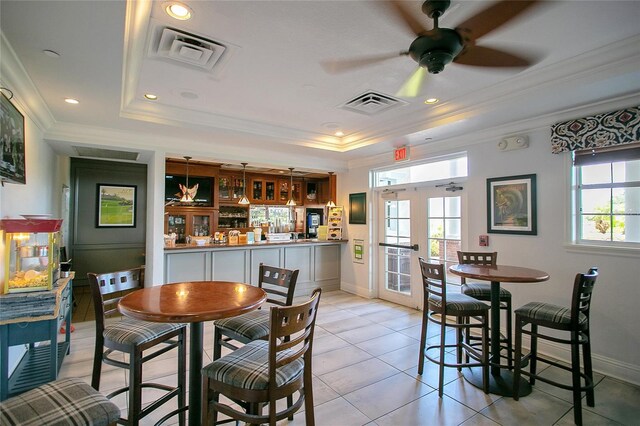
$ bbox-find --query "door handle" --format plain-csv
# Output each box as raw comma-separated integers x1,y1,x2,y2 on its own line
378,242,419,251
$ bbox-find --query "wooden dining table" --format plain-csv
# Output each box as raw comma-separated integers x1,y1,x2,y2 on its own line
448,264,549,397
118,280,267,426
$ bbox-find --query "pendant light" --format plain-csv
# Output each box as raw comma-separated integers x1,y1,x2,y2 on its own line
179,156,193,202
286,167,296,206
238,162,250,205
326,171,336,207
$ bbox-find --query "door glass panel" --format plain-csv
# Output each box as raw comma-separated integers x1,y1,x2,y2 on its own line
383,200,411,295
427,196,462,284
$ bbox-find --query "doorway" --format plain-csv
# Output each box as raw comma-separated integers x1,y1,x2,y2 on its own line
376,187,462,309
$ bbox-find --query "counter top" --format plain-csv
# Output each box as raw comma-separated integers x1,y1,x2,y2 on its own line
165,239,348,251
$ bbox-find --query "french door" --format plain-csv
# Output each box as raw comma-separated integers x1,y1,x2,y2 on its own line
376,187,463,310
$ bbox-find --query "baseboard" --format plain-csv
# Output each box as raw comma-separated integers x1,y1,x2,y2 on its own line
522,336,640,387
339,281,374,299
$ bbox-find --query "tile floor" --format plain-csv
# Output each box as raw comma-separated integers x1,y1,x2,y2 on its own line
59,290,639,425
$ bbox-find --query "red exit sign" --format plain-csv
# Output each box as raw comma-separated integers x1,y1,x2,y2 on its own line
394,146,409,162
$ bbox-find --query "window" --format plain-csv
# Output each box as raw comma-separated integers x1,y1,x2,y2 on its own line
373,153,467,187
249,206,292,227
574,145,640,246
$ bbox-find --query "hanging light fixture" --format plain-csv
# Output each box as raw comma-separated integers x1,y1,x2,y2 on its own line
238,162,250,205
286,167,296,206
179,156,193,202
326,171,336,207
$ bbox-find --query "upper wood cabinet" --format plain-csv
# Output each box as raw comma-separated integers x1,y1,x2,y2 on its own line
219,173,245,202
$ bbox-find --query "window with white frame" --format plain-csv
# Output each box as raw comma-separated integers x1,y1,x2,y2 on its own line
373,153,467,187
573,144,640,246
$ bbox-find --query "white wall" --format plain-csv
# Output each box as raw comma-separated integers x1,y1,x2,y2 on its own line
341,126,640,385
0,100,66,374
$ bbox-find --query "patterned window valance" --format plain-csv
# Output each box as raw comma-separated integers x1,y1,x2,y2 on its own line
550,106,640,154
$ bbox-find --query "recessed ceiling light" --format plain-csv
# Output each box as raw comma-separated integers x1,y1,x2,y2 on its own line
164,2,192,20
64,98,79,104
144,94,158,100
335,131,344,137
424,98,439,104
43,49,60,58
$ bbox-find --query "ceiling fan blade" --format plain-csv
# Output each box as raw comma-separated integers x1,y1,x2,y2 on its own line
384,0,429,36
321,52,407,74
455,0,541,42
396,67,427,98
453,45,537,68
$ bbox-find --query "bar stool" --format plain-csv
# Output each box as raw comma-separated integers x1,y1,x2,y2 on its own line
88,268,187,425
417,258,490,396
513,267,598,426
457,251,513,367
0,377,120,426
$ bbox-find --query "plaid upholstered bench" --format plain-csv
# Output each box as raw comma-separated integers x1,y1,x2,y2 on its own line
0,377,120,426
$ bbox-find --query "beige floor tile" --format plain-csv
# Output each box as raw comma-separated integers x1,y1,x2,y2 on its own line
479,388,572,425
318,357,399,395
311,375,341,406
378,313,423,331
378,342,421,371
313,333,351,355
459,413,501,425
442,376,502,412
528,363,605,404
375,391,477,426
343,372,433,419
312,345,373,376
556,408,624,425
356,331,417,356
315,309,359,326
319,315,373,334
287,396,371,426
335,323,395,344
358,307,415,323
584,377,640,425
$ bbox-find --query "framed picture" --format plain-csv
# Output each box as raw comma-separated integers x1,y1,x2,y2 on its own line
96,184,137,227
487,174,537,235
349,192,367,225
0,92,26,184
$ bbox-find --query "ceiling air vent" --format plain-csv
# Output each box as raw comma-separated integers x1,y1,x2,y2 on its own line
149,27,226,71
340,91,407,116
73,146,140,161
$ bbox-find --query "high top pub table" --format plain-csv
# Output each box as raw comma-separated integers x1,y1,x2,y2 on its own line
118,280,266,426
448,264,549,397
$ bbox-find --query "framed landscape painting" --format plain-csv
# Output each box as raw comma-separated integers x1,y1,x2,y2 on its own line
487,174,537,235
96,184,136,227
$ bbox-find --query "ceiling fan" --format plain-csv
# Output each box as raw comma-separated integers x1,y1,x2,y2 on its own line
322,0,542,97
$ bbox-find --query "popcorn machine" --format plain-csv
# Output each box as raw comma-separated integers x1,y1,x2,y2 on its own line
1,219,62,294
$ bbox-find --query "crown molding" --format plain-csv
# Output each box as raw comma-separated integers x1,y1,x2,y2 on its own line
348,92,640,170
0,31,56,131
342,34,640,153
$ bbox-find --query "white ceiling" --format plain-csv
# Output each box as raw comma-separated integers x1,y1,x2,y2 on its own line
1,0,640,172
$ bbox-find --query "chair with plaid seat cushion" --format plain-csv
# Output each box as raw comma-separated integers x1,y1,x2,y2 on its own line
0,377,120,426
457,251,513,367
203,288,321,426
417,258,490,397
213,263,299,360
513,267,598,426
88,268,186,425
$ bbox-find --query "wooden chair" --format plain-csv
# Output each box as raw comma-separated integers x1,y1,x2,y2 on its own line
457,251,513,367
513,267,598,426
203,288,322,426
417,258,490,397
0,377,120,426
87,268,187,425
213,263,300,360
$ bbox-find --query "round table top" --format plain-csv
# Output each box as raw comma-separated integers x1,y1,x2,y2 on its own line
448,264,549,283
118,281,267,323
